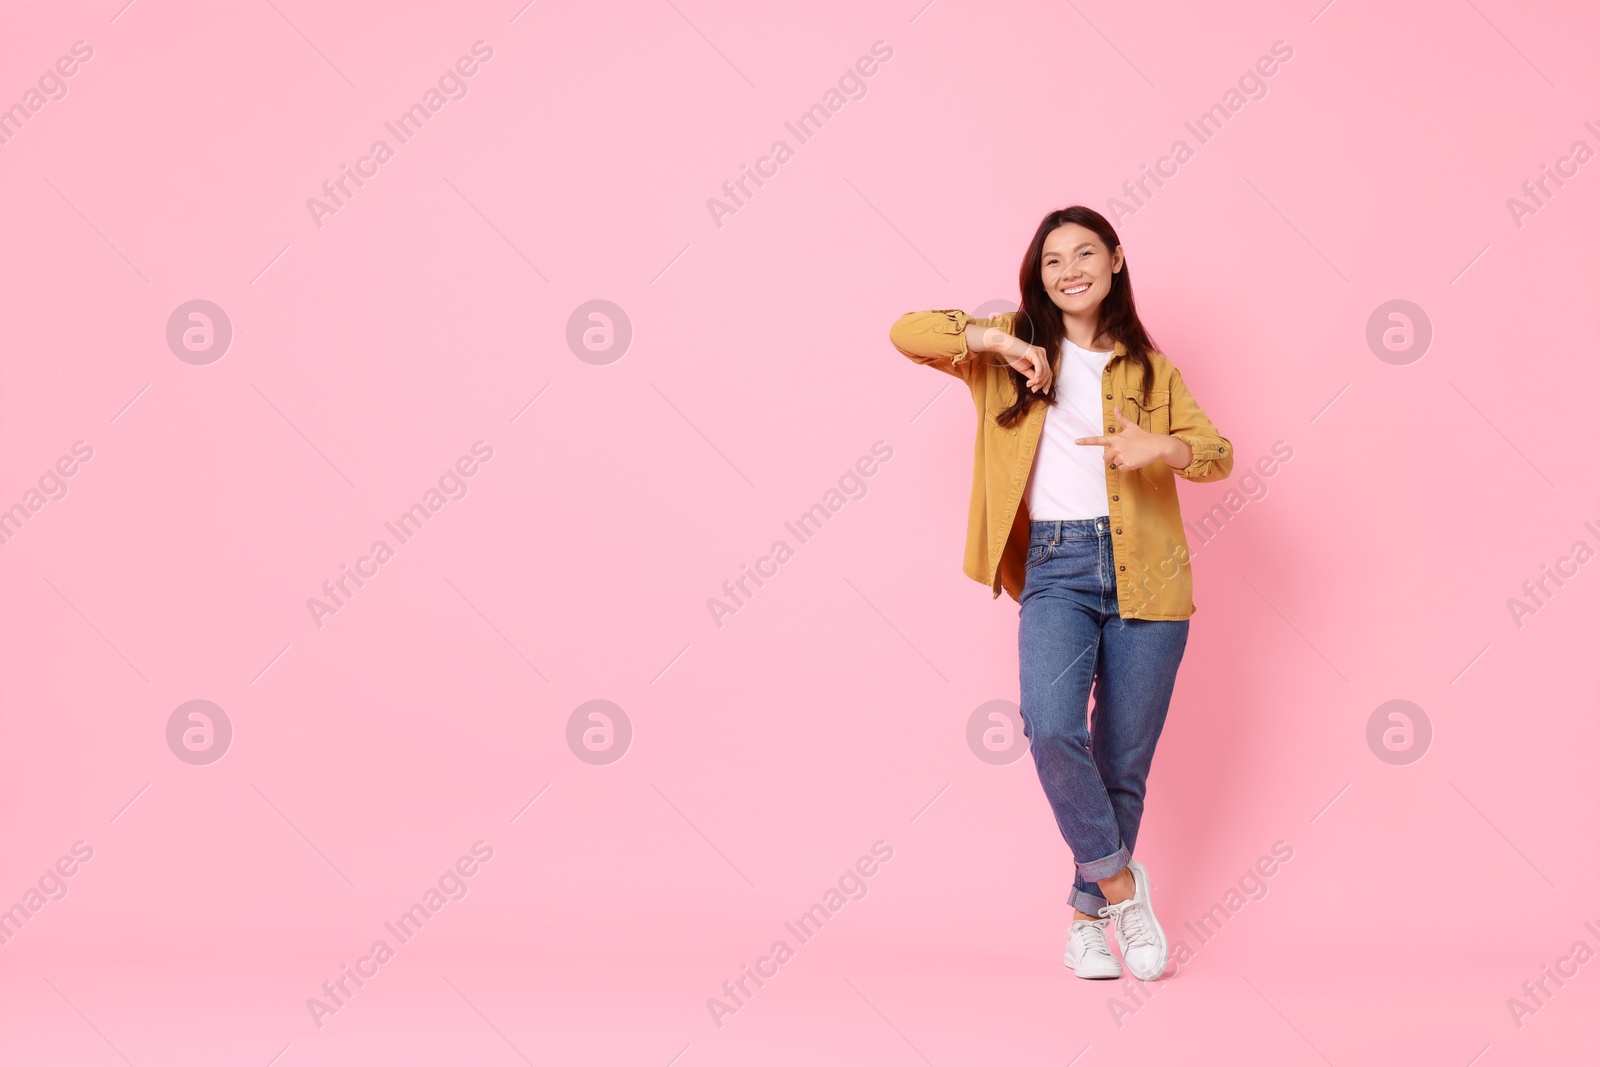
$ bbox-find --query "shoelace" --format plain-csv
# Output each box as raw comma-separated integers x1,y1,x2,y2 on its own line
1102,899,1154,948
1079,919,1112,956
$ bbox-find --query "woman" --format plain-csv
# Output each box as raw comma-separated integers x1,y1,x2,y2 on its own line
888,206,1233,981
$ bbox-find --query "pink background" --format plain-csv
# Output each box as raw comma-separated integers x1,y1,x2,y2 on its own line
3,0,1598,1063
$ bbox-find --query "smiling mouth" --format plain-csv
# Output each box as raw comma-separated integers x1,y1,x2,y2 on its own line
1061,283,1091,296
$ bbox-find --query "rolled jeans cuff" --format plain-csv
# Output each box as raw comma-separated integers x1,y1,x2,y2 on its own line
1076,844,1129,885
1069,886,1109,916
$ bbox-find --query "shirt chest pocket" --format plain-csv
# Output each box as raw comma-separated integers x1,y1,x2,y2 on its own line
1119,387,1170,434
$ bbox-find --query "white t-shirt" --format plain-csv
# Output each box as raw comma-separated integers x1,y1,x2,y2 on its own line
1023,339,1115,520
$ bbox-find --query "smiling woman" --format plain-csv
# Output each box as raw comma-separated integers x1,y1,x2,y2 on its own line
889,204,1233,985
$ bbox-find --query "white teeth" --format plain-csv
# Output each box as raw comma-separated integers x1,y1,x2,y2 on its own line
1063,284,1089,295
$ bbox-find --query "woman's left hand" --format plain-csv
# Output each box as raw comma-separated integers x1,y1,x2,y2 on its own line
1075,407,1188,471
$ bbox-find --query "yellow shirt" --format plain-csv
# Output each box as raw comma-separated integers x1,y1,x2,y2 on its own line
889,308,1234,620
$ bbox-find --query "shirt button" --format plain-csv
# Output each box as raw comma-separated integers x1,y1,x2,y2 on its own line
1115,528,1122,534
1111,495,1119,501
1105,394,1112,399
1118,564,1126,571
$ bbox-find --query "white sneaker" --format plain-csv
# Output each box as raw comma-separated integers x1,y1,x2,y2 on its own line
1098,859,1169,981
1063,917,1122,979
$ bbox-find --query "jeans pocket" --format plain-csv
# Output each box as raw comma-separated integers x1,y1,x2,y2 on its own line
1026,541,1051,567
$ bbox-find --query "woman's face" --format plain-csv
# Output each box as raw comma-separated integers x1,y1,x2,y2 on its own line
1040,223,1124,320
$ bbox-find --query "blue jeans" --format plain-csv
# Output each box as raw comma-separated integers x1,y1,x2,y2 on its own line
1018,517,1190,916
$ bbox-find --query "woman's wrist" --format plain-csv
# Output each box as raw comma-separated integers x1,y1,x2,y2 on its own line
964,323,1010,356
1162,435,1193,469
962,322,987,355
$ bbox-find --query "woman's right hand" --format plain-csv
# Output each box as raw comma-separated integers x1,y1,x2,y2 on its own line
986,329,1052,394
963,323,1053,393
1004,341,1053,394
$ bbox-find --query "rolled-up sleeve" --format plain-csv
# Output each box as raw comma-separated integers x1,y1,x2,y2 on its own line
888,309,980,380
1167,365,1233,483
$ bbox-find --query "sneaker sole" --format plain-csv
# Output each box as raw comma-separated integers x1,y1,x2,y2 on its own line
1126,861,1169,981
1065,925,1123,979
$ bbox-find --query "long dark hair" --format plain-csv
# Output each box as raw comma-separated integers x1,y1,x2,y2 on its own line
992,206,1158,429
